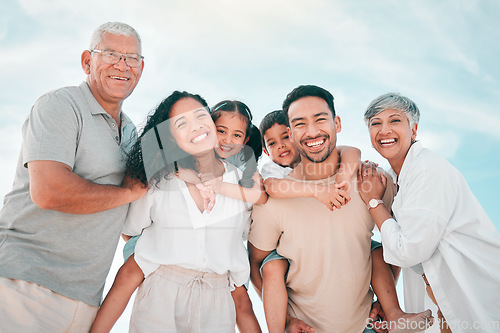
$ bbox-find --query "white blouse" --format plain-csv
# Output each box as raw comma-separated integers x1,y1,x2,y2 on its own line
380,141,500,332
122,161,252,288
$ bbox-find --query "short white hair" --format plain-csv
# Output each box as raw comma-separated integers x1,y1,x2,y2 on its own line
89,22,142,53
364,92,420,127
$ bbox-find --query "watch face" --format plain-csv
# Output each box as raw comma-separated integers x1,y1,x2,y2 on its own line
369,199,381,208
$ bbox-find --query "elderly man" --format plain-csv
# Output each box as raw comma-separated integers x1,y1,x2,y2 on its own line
249,85,398,332
0,22,146,332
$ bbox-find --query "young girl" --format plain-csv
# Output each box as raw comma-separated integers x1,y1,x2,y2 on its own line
177,100,266,207
90,92,263,332
175,99,267,331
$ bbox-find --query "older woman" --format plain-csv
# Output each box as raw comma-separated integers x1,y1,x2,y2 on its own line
358,93,500,333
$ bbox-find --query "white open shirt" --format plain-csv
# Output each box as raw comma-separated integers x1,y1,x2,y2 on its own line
380,141,500,332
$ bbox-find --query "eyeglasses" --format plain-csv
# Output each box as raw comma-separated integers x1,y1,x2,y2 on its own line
91,49,144,68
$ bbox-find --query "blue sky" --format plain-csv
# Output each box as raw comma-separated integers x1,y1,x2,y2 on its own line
1,0,499,331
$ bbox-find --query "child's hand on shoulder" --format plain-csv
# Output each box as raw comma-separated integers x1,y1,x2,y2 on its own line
199,172,223,193
313,183,350,211
335,170,352,194
176,168,202,184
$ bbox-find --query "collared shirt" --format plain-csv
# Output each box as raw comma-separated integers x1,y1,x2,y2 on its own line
260,160,293,181
122,162,251,289
0,82,136,306
381,141,500,331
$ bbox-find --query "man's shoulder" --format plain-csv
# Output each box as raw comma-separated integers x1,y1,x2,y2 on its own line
35,84,87,107
252,195,309,218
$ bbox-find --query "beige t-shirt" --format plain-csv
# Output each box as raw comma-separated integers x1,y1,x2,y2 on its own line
249,174,396,333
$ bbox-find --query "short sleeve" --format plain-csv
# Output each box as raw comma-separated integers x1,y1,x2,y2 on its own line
249,200,282,251
23,92,80,169
122,189,155,236
260,161,292,180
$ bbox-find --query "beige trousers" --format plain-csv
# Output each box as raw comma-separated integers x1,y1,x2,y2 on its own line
129,265,236,333
0,277,98,333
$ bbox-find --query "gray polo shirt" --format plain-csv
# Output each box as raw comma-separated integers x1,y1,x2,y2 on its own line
0,82,137,306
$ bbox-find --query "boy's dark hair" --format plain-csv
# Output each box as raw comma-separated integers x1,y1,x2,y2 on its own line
281,85,336,124
259,110,287,151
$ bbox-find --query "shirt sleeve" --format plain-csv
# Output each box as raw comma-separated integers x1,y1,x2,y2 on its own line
23,91,80,169
260,161,291,181
381,165,451,268
248,200,282,251
122,189,155,236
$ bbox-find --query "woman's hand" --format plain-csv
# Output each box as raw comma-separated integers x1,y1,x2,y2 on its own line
358,161,387,204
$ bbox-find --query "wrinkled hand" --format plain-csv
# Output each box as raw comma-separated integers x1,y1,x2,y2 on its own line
368,301,389,333
286,316,316,333
357,162,387,205
195,183,216,213
314,182,351,211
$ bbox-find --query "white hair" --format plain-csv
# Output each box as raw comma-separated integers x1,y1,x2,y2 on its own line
89,22,142,53
364,92,420,127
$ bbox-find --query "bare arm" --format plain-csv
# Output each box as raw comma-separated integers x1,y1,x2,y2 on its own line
231,285,262,333
203,171,268,205
264,178,349,211
336,145,361,188
248,242,273,298
264,177,316,199
29,160,147,214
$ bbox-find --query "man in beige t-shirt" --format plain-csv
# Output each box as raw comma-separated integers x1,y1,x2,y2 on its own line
249,85,395,332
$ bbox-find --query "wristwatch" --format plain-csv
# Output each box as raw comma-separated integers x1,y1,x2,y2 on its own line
368,199,384,210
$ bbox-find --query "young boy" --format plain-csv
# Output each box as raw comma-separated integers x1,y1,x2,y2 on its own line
256,110,433,333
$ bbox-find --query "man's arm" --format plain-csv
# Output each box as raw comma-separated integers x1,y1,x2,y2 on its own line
29,160,147,214
248,242,273,298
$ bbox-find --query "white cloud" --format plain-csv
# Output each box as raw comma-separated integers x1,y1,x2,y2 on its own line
417,129,461,159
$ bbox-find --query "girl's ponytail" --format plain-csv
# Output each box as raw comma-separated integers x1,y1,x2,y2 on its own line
238,124,262,188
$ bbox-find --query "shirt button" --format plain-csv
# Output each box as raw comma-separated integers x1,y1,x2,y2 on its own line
111,123,116,128
115,136,119,141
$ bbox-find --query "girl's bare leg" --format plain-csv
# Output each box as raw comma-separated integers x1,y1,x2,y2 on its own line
90,255,144,333
371,247,433,333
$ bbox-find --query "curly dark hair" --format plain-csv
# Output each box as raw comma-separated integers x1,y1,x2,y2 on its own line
126,91,209,186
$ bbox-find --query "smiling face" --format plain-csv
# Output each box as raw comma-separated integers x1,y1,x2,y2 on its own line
368,109,418,174
263,123,300,168
214,111,249,159
82,32,144,112
287,96,341,163
169,97,217,156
